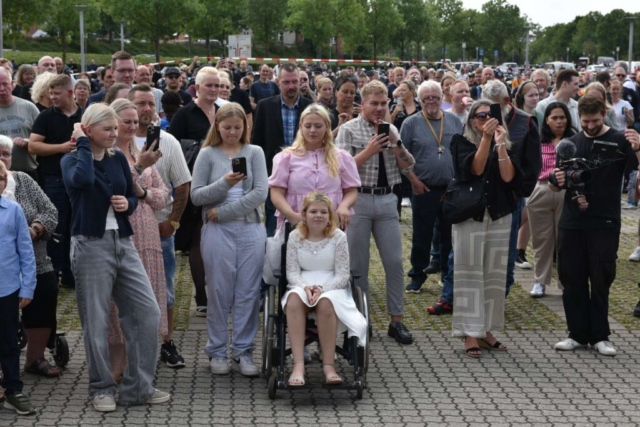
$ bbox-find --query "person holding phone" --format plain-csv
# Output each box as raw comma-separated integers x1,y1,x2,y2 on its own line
191,103,268,377
61,104,170,411
269,104,361,232
330,76,362,137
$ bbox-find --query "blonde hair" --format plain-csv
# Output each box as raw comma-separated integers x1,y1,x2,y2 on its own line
463,99,512,149
316,77,333,91
195,66,219,85
202,103,249,148
285,104,339,177
81,103,118,157
583,82,613,111
31,72,57,103
361,80,388,101
296,191,338,240
111,98,140,156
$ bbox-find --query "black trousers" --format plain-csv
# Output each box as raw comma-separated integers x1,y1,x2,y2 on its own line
557,228,619,345
0,290,23,395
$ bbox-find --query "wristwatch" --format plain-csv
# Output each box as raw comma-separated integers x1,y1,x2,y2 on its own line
133,163,144,175
31,224,42,238
170,220,180,230
396,139,403,147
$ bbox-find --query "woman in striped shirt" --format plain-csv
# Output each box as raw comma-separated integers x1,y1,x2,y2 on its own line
527,102,575,298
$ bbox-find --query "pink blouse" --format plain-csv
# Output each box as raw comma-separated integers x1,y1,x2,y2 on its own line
539,142,557,181
269,148,361,228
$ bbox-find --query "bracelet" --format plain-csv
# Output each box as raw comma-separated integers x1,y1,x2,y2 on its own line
498,157,509,162
133,164,144,175
138,187,148,199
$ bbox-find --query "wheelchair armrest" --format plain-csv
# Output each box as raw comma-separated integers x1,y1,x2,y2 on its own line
350,269,361,280
273,269,282,279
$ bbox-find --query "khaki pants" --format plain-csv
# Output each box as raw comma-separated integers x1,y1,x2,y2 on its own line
527,180,565,287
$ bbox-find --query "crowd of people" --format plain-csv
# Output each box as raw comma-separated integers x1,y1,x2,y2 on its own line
1,51,640,415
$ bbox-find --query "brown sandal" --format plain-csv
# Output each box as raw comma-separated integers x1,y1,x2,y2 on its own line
26,357,61,377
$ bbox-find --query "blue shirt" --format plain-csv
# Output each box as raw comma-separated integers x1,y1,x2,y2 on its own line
249,80,280,104
0,196,37,299
281,96,301,147
61,137,138,238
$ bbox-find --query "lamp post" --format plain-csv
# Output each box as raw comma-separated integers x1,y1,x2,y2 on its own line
476,46,479,62
74,5,89,73
566,47,570,63
0,0,3,58
625,17,636,72
117,20,128,52
524,25,532,69
462,42,466,62
616,46,620,61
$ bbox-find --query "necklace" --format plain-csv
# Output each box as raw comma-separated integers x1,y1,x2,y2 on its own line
423,110,445,158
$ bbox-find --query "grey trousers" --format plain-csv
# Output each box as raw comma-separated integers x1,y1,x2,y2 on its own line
346,193,404,316
71,231,161,405
201,221,266,359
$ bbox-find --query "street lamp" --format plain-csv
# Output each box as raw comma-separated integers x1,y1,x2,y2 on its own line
524,25,532,69
616,46,620,61
0,0,4,58
117,20,128,52
566,47,570,63
74,5,89,73
476,47,479,62
462,42,466,62
625,17,636,72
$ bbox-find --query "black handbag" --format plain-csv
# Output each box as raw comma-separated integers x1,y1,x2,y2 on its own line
442,135,491,224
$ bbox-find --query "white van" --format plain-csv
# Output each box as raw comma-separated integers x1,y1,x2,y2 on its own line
544,62,576,72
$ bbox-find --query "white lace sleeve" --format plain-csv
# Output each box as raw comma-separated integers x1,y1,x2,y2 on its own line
285,231,306,289
318,232,350,292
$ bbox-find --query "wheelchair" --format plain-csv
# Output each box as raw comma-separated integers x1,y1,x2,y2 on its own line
261,223,370,399
18,319,70,369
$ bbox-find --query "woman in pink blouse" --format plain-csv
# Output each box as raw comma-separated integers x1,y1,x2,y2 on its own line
108,99,172,381
269,104,361,231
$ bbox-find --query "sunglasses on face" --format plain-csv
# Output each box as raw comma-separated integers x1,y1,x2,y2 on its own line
615,74,626,78
165,75,180,79
474,112,490,120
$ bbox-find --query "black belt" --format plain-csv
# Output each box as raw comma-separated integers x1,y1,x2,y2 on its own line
358,186,393,195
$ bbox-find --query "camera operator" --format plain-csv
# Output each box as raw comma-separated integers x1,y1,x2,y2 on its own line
549,96,640,356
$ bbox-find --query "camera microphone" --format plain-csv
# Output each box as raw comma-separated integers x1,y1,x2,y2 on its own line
556,139,577,160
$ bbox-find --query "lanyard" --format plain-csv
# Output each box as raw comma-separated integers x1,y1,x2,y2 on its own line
423,110,445,155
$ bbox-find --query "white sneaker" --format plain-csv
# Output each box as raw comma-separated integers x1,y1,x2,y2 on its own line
530,283,546,298
401,198,411,207
92,395,116,412
146,389,171,404
593,341,617,356
622,203,637,210
554,338,587,351
232,353,259,377
629,247,640,262
210,357,230,375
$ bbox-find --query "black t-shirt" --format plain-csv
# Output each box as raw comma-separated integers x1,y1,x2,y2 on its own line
31,105,84,176
559,128,638,231
229,87,252,115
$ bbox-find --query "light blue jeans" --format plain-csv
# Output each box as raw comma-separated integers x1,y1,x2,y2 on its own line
71,231,161,405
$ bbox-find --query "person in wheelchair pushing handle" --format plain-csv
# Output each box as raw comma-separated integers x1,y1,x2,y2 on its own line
282,191,367,387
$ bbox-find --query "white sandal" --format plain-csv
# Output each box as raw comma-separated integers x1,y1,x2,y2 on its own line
288,361,305,387
322,364,343,386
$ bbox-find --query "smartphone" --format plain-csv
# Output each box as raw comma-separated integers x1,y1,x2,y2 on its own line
145,125,161,151
232,157,247,175
378,123,391,148
489,103,503,126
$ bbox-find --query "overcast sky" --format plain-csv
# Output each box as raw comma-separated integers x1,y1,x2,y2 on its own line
461,1,640,28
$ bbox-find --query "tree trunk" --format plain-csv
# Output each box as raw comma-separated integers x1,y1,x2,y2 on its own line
108,29,113,44
373,39,377,61
400,39,405,61
416,41,421,61
206,31,211,58
61,30,67,64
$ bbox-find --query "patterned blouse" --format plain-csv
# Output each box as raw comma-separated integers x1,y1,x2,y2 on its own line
12,172,58,274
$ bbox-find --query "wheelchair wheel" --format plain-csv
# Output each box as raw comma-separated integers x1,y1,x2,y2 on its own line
18,320,28,350
354,287,369,377
356,381,364,400
268,373,277,399
51,335,70,368
261,285,275,377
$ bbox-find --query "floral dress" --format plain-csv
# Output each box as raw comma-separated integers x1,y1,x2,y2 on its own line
108,151,171,344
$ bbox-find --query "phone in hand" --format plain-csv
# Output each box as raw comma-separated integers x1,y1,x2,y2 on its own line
232,157,247,176
145,125,161,151
489,103,503,126
378,123,391,148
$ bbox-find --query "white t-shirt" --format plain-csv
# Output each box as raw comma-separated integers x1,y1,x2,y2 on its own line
612,100,633,129
105,206,119,230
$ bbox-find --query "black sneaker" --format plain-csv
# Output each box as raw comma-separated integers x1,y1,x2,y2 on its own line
515,249,532,269
423,262,441,275
387,321,413,345
160,340,185,369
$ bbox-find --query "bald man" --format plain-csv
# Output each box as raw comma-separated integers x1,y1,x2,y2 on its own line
19,56,57,101
481,67,495,85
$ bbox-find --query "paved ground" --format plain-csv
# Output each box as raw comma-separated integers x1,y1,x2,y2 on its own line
3,205,640,426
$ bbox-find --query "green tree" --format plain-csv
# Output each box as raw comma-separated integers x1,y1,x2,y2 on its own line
190,0,246,57
2,0,46,50
572,12,602,63
433,0,463,58
43,0,101,62
394,0,429,60
596,9,634,61
286,0,334,55
366,0,401,60
244,0,288,55
478,0,525,63
104,0,200,61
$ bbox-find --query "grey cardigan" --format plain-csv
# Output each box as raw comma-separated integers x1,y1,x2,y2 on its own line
191,144,268,223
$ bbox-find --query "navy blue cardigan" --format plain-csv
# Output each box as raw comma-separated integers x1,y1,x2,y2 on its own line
62,137,138,237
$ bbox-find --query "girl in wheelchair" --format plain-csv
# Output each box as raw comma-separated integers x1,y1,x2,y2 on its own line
282,191,367,387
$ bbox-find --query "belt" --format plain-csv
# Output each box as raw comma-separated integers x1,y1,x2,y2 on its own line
358,186,393,195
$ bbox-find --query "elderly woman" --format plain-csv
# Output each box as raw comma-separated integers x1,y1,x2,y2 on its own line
31,72,57,112
0,136,59,377
451,99,523,357
16,64,36,88
62,104,169,411
269,104,360,232
74,79,91,110
107,99,171,380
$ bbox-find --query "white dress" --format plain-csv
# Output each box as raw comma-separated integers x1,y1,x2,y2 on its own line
281,229,367,346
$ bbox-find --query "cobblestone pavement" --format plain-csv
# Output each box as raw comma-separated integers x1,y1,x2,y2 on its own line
3,206,640,426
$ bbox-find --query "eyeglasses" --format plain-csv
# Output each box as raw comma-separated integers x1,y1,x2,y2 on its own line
115,69,136,75
474,112,490,121
615,74,626,78
165,75,180,79
420,96,441,103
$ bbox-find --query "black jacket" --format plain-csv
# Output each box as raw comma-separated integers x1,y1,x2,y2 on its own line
251,95,314,175
505,105,541,198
